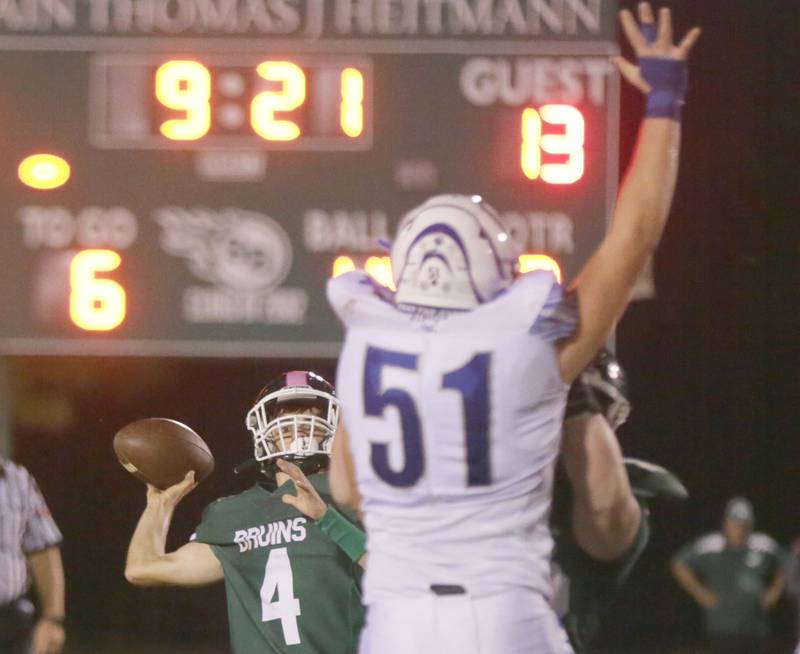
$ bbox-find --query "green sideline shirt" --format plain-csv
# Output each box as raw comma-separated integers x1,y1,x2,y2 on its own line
675,532,786,637
194,473,364,654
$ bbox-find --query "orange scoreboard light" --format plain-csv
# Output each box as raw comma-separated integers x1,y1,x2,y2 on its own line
0,2,620,357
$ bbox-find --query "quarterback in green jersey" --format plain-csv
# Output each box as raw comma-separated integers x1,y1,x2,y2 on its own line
125,370,366,654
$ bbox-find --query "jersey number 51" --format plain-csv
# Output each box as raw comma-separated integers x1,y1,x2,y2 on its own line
364,346,492,488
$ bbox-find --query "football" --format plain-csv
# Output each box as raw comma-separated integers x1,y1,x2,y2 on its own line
113,418,215,490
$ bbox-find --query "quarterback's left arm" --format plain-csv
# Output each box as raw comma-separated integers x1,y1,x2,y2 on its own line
277,459,367,568
330,420,362,514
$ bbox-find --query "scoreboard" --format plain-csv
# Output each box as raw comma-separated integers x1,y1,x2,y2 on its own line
0,0,620,358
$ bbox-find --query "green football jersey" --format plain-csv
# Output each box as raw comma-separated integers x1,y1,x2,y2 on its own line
675,531,787,637
194,473,364,654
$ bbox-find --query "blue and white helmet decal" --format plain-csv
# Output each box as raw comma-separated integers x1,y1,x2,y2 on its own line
391,194,518,310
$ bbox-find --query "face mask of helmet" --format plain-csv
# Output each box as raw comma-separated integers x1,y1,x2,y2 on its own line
246,386,339,462
390,194,519,310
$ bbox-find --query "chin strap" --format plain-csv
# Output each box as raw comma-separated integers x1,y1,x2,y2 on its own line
290,454,330,476
234,458,260,475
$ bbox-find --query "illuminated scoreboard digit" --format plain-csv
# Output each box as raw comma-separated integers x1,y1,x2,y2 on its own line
521,105,585,184
69,249,127,331
0,1,619,358
90,55,372,149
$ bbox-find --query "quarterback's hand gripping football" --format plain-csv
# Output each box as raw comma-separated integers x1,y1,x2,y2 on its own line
613,3,700,99
278,458,328,521
146,471,197,509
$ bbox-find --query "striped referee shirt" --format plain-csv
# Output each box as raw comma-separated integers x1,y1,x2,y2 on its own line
0,457,62,604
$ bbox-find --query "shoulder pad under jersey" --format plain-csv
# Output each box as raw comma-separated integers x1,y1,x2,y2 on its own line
691,532,726,556
327,270,398,328
486,270,577,338
748,533,782,556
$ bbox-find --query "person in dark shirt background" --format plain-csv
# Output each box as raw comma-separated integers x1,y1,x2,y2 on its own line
786,537,800,654
671,497,786,654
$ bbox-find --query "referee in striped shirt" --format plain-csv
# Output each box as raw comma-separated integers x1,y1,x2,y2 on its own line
0,456,65,654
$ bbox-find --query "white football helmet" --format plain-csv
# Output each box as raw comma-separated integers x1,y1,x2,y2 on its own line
391,194,518,310
245,370,339,462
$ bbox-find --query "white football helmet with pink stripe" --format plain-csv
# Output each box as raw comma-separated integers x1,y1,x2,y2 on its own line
246,370,339,462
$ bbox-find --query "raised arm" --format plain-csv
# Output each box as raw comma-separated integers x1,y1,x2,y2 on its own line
561,413,641,561
124,472,223,587
277,458,368,569
558,3,701,381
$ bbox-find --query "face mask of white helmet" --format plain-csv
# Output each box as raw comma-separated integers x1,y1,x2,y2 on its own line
246,387,339,462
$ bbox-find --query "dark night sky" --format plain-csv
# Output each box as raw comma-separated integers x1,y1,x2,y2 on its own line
6,1,800,651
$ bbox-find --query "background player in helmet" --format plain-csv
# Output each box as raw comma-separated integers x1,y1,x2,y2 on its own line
552,349,688,652
124,371,366,654
326,5,700,653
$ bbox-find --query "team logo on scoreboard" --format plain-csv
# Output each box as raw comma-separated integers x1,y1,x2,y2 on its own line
155,207,292,292
154,207,308,325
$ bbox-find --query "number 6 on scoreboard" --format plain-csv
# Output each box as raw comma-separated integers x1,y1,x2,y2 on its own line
69,249,126,332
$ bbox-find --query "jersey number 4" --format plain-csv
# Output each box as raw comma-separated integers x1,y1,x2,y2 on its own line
259,547,301,645
364,346,491,488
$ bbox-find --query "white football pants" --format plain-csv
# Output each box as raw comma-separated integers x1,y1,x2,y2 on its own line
358,589,574,654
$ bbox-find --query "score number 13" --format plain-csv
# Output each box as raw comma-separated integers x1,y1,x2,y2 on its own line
521,104,585,185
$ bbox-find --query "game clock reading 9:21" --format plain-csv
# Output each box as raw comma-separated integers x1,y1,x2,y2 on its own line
91,55,372,149
0,0,620,357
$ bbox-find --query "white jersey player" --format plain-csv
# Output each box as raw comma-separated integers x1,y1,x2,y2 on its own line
329,201,578,653
328,6,701,654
